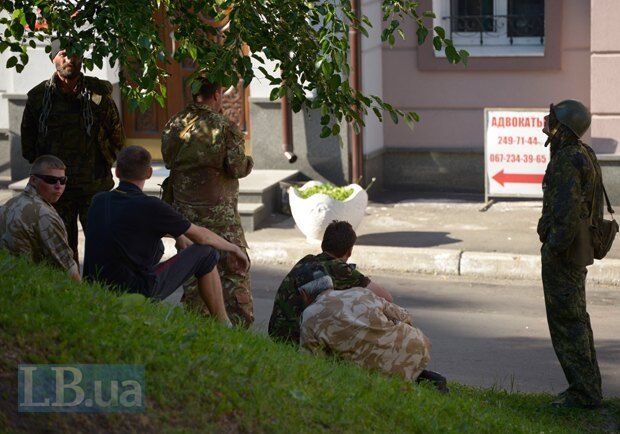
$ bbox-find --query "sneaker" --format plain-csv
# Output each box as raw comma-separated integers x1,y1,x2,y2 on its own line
416,370,450,395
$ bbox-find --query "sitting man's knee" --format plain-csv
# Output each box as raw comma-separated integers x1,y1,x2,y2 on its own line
191,243,219,260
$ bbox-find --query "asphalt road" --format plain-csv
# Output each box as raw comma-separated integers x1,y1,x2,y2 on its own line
247,265,620,398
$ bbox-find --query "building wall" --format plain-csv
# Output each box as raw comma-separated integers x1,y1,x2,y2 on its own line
371,0,592,193
590,0,620,153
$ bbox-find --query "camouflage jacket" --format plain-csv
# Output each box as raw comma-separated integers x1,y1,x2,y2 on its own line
161,103,253,247
267,252,371,344
0,184,77,274
21,73,124,196
538,141,604,254
300,287,431,382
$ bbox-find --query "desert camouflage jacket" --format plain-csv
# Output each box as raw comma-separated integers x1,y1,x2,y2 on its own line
0,184,77,274
301,287,431,382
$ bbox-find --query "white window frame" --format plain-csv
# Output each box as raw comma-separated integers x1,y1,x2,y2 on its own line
433,0,545,57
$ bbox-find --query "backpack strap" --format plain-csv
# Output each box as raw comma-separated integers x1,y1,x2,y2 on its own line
581,143,615,220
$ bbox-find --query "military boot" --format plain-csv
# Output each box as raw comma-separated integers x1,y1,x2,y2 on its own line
416,370,449,394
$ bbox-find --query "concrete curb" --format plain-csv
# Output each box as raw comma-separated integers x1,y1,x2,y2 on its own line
247,241,620,286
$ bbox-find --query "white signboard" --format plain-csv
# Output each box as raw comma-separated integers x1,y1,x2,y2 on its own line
484,108,550,199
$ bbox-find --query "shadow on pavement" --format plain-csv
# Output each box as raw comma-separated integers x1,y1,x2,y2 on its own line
356,231,461,248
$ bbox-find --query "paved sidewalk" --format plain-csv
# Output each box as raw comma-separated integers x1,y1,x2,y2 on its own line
3,188,619,285
245,198,620,285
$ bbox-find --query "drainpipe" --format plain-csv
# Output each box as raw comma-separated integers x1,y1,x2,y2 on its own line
281,95,297,163
349,0,363,183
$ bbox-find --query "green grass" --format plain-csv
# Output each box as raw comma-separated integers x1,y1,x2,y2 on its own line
0,251,618,433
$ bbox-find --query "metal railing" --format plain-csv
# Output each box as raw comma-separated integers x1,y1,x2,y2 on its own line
442,14,544,45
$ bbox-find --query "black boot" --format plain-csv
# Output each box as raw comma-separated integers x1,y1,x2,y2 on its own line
416,370,449,394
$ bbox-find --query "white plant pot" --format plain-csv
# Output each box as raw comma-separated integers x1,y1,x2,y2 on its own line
289,181,368,243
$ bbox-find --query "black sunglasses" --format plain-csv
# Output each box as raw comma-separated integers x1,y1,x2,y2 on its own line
33,174,68,185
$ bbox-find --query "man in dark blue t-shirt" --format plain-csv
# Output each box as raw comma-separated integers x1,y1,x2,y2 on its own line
83,145,248,325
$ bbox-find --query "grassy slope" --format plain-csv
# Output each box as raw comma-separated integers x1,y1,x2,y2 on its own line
0,252,618,433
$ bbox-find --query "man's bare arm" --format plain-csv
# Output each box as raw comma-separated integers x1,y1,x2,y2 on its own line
184,224,249,272
367,281,393,303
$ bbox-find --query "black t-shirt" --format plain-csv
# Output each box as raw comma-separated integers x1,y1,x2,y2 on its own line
83,181,191,295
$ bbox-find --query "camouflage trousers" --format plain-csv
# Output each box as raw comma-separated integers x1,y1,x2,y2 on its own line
541,246,602,405
53,193,94,265
181,247,253,328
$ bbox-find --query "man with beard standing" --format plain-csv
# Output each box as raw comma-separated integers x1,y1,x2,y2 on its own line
21,38,124,263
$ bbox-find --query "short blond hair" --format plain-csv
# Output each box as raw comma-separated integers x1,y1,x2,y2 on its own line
30,155,66,174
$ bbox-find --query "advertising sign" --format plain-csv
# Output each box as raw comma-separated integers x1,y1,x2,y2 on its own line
484,108,550,200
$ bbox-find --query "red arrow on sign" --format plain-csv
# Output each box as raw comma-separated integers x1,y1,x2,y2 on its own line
492,170,544,187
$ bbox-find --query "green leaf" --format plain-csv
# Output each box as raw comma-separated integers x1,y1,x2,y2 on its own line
459,49,470,66
434,26,446,39
269,87,281,101
320,115,330,125
328,74,340,90
320,126,331,138
6,56,17,68
188,45,197,61
372,107,383,121
389,110,398,124
445,45,459,63
331,124,340,135
433,36,442,51
416,26,429,45
321,61,333,76
423,11,436,18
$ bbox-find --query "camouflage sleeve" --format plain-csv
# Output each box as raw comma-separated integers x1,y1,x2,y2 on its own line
101,95,125,163
267,278,304,344
38,212,78,274
546,150,585,253
300,322,324,355
223,122,253,179
330,261,371,291
20,98,39,163
382,300,413,325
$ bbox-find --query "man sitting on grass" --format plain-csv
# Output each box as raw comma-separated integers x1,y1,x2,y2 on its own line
268,220,393,343
83,146,248,326
298,268,448,394
0,155,79,281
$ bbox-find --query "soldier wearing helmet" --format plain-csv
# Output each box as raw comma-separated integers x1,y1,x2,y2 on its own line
537,99,604,408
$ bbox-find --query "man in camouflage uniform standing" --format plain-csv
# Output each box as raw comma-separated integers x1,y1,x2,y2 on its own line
538,100,603,409
0,155,79,281
21,39,124,263
161,78,254,327
268,220,393,344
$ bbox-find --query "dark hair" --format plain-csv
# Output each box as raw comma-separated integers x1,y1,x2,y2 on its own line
31,155,66,174
192,77,221,101
116,145,152,180
321,220,357,257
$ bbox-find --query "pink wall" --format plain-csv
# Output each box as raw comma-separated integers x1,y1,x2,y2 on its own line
381,0,591,151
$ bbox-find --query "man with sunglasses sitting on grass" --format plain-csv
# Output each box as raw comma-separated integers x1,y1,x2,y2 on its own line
0,155,80,281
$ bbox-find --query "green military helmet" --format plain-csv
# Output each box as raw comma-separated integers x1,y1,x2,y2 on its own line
551,99,591,138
